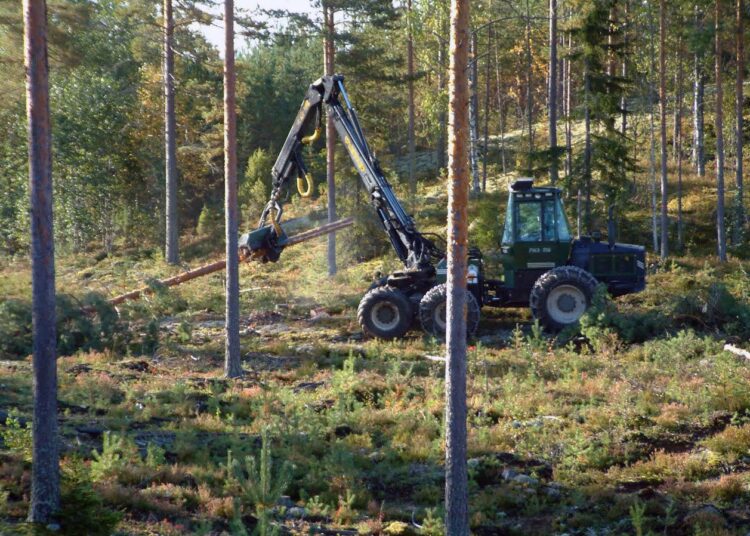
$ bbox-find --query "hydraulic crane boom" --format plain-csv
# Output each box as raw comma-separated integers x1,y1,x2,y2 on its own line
243,75,442,271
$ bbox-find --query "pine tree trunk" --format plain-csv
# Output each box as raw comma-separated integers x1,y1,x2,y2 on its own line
24,0,59,523
495,45,507,174
164,0,179,264
325,6,337,276
445,0,470,530
224,0,242,378
735,0,745,245
716,0,728,261
659,0,669,258
407,0,416,198
549,0,558,185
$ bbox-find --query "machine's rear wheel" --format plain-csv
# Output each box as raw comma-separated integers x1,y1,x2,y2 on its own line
529,266,597,331
358,286,413,340
419,284,480,339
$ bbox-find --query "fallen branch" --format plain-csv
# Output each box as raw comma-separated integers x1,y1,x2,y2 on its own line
724,343,750,361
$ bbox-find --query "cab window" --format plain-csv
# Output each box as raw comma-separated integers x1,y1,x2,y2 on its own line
516,200,556,242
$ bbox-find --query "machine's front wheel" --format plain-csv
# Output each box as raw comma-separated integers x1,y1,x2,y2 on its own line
419,284,480,339
358,286,413,340
529,266,597,331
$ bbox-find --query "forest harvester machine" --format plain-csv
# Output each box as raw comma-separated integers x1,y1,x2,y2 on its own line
240,75,647,340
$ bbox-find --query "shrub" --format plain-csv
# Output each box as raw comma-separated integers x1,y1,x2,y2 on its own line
90,432,141,482
0,412,32,462
240,148,274,225
0,299,32,359
58,459,122,536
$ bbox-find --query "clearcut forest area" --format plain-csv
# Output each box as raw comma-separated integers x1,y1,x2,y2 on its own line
3,1,750,535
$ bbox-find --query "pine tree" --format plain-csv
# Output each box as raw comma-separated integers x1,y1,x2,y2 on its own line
445,0,470,530
224,0,242,378
23,0,59,523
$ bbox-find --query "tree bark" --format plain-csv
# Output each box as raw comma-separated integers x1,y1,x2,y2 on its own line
24,0,59,523
224,0,242,378
445,0,470,530
548,0,558,185
735,0,745,245
407,0,416,198
648,2,659,253
716,0,728,261
164,0,178,264
325,6,337,276
659,0,669,259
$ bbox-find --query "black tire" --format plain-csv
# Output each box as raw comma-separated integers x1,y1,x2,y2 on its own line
357,286,413,340
419,283,480,339
529,266,597,331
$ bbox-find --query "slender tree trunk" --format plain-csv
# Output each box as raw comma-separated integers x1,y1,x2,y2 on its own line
565,29,573,178
24,0,59,523
621,0,629,136
584,60,592,232
716,0,728,261
494,45,507,174
693,7,706,176
648,3,659,252
677,46,685,250
525,4,534,173
549,0,558,185
445,0,470,530
407,0,416,198
482,25,492,191
325,7,337,276
437,28,448,170
164,0,178,264
224,0,241,378
735,0,745,245
469,32,480,193
659,0,669,258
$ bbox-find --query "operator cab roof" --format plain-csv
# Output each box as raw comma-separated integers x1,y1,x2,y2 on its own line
510,178,561,195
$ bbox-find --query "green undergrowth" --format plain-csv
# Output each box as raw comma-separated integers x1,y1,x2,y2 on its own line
3,183,750,534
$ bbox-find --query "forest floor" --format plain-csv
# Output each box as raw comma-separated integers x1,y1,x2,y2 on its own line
2,174,750,535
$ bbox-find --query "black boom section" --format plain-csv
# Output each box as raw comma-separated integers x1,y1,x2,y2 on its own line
259,75,441,271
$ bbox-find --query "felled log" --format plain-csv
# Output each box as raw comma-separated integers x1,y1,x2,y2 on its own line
724,343,750,361
105,217,353,307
